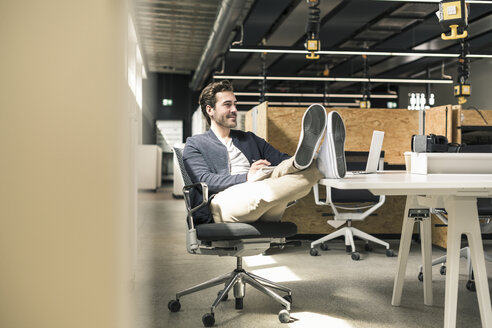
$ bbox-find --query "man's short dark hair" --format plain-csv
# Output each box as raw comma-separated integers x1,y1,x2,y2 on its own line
198,80,234,125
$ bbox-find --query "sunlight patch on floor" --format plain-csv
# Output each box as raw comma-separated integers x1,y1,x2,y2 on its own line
243,254,277,267
250,266,300,282
288,312,354,328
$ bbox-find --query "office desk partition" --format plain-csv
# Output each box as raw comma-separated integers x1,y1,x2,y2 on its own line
318,172,492,328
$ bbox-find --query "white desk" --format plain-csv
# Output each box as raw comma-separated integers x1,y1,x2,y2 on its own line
318,171,492,328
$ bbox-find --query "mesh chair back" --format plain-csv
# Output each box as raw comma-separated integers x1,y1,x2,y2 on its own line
173,147,193,186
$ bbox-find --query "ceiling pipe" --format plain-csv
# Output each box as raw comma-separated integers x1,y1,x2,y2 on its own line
190,0,249,91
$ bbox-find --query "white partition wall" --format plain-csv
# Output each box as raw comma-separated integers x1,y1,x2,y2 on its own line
137,145,163,190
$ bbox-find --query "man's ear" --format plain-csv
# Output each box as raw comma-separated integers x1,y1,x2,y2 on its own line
206,105,214,116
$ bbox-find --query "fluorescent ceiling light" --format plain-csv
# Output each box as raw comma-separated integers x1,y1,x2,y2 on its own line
230,48,457,58
229,48,491,58
214,75,453,84
468,54,492,58
371,0,491,3
234,92,398,99
237,101,360,107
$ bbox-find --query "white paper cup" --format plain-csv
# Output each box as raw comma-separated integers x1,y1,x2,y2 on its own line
404,152,412,172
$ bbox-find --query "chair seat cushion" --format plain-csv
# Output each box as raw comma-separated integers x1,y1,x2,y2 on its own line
196,221,297,241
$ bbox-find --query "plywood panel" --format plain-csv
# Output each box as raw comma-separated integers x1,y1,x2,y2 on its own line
461,108,492,126
267,107,303,157
425,105,449,140
431,214,447,248
267,107,419,165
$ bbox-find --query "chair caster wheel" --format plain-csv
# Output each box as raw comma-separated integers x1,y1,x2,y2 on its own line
235,297,243,309
466,280,476,292
167,299,181,312
278,309,290,323
386,249,395,257
440,265,446,275
283,294,292,305
320,243,329,251
346,245,352,253
351,252,360,261
217,290,228,301
418,272,423,282
364,243,373,252
309,248,319,256
202,313,215,327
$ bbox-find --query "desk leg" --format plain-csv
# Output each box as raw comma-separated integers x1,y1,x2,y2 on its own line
444,196,492,328
392,196,419,306
420,215,433,306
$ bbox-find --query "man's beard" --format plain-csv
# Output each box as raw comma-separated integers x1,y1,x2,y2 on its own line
214,114,237,128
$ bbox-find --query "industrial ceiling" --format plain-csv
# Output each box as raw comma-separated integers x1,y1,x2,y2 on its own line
132,0,492,107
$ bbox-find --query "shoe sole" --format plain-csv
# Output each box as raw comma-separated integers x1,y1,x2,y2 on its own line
326,111,346,178
294,104,327,170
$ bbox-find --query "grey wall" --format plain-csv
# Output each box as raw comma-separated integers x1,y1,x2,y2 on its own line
399,58,492,110
433,58,492,110
142,73,158,144
141,73,199,144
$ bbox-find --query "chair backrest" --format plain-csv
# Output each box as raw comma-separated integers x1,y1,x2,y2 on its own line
345,151,385,171
331,188,379,203
330,151,384,203
173,146,193,186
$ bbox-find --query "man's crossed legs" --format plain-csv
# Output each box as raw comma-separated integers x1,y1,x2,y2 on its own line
211,104,347,223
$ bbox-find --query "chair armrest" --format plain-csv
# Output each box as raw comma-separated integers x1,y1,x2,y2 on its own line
313,183,330,206
183,182,209,214
182,182,209,232
182,182,209,252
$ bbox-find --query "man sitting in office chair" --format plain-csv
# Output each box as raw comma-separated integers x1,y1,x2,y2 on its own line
183,80,347,226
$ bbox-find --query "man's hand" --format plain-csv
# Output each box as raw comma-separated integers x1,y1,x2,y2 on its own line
247,159,271,181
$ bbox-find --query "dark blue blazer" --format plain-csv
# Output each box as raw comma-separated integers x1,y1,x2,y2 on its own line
183,129,290,225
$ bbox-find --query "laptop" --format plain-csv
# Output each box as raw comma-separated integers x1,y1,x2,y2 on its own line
351,130,385,174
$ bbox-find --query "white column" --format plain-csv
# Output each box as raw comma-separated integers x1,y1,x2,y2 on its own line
0,1,133,328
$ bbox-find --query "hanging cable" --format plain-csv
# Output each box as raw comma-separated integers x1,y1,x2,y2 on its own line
454,39,471,104
259,52,267,103
305,0,321,60
360,55,371,108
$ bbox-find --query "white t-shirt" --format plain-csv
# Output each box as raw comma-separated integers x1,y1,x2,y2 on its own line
215,134,250,175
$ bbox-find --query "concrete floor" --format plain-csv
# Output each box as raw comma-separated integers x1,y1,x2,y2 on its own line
136,184,491,328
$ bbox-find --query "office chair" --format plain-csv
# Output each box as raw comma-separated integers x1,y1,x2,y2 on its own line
417,198,492,291
168,147,297,327
309,152,395,261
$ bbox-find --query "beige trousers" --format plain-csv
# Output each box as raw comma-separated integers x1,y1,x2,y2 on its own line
210,158,322,223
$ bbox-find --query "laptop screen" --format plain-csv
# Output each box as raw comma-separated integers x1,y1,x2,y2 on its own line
365,131,385,172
